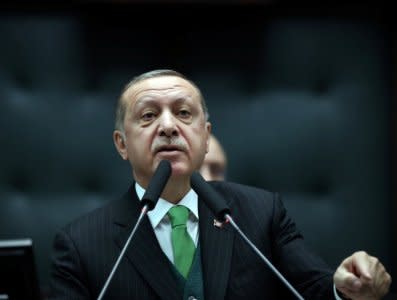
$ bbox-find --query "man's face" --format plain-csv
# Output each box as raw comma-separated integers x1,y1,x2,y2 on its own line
114,76,211,186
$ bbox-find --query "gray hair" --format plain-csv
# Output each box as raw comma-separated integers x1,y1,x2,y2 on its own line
114,69,209,131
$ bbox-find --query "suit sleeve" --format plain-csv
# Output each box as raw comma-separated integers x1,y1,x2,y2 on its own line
48,229,91,300
270,192,335,299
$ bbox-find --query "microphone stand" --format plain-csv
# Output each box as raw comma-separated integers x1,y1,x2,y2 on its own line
97,205,150,300
190,171,305,299
224,214,305,300
96,159,171,300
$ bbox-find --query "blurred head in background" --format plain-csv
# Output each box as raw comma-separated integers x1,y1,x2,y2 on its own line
200,134,227,181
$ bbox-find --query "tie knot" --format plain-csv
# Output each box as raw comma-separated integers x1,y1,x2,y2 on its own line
168,205,189,228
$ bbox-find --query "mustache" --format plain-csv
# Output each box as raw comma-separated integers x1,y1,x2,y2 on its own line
151,137,188,153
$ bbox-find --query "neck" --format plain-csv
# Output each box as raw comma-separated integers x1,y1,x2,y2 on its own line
136,174,191,204
161,176,191,204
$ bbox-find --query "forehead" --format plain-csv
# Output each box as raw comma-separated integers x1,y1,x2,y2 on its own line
123,76,199,107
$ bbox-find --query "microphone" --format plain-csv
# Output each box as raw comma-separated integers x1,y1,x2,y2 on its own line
141,160,173,210
190,172,305,300
190,172,231,222
97,160,172,300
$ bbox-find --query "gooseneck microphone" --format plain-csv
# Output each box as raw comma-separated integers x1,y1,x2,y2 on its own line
190,172,305,300
141,160,173,210
97,160,172,300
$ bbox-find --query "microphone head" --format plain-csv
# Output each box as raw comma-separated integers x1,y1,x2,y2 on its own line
141,160,172,210
190,171,231,221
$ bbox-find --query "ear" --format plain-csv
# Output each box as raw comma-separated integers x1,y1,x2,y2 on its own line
205,122,212,154
113,130,128,160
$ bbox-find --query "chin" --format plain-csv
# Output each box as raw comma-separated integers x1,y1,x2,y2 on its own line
168,163,192,178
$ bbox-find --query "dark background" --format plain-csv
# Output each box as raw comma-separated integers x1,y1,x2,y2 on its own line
0,1,395,298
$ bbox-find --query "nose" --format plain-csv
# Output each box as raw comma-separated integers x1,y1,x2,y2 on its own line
158,111,178,137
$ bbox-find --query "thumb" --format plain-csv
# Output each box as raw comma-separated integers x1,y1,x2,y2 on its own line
334,268,362,292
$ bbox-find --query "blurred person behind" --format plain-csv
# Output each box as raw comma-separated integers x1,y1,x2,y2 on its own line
199,134,227,181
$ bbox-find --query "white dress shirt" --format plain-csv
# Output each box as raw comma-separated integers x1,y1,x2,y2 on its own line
135,182,199,264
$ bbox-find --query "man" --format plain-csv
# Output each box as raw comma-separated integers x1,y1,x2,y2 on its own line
49,69,391,299
199,134,227,181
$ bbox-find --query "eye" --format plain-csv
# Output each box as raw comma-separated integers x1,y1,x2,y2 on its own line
178,109,191,119
141,111,156,121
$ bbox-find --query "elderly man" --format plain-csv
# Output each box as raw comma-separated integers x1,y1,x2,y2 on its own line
49,69,391,299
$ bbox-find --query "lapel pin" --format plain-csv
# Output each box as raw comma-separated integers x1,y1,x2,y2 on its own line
213,219,226,228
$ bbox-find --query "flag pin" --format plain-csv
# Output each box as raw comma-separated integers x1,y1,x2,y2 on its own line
213,219,224,228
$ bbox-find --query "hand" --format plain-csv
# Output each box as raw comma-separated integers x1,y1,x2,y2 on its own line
333,251,392,300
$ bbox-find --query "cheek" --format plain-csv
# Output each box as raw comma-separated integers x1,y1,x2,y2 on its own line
189,130,209,160
189,127,206,148
125,128,150,153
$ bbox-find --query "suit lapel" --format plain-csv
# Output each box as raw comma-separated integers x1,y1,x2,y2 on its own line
199,196,235,300
113,186,181,300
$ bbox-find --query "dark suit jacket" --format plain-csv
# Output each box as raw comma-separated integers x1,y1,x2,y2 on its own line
49,181,335,299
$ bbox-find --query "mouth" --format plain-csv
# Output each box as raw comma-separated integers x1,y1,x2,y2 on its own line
155,145,184,154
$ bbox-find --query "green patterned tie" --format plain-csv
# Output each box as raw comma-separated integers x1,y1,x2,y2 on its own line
168,205,196,278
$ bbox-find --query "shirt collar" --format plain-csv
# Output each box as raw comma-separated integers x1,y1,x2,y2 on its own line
135,182,199,229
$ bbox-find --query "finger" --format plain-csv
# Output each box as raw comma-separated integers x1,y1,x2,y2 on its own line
351,251,373,279
336,286,360,298
334,268,362,292
377,271,392,297
345,274,363,291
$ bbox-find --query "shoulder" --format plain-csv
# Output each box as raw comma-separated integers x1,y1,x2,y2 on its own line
207,181,279,219
59,185,136,235
208,180,276,203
